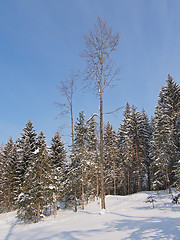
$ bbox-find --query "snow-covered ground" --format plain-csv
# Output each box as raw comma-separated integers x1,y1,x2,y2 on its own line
0,191,180,240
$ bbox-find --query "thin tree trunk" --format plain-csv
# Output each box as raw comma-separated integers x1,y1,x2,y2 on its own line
113,160,116,195
53,198,57,217
100,64,105,209
86,179,89,204
166,168,171,193
81,165,85,210
147,166,151,191
135,143,140,192
128,170,132,195
7,188,11,212
96,172,99,200
86,194,89,204
71,89,78,212
70,79,74,160
81,187,84,210
37,155,43,223
74,188,77,212
81,18,119,209
37,201,40,223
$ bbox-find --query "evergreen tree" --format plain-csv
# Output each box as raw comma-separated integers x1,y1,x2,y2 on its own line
50,131,67,213
117,103,151,194
0,145,4,211
129,105,143,192
86,116,100,201
74,111,87,210
117,124,127,195
68,151,81,211
151,75,180,191
117,103,135,195
35,131,53,221
151,105,170,190
17,120,37,190
139,109,152,191
104,121,118,195
174,115,180,189
0,138,19,212
17,131,52,223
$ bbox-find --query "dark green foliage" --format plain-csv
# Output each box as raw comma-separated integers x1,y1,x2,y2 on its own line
50,131,67,205
74,111,87,209
117,103,134,195
85,117,100,200
70,112,100,208
17,120,37,189
104,121,118,195
0,138,19,212
138,109,152,191
117,103,152,195
17,131,53,223
151,75,180,191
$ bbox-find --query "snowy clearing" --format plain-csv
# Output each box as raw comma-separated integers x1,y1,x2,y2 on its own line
0,191,180,240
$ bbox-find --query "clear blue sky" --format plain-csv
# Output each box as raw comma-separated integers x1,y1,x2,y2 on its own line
0,0,180,146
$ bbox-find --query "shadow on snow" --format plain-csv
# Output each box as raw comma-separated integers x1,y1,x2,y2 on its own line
4,212,180,240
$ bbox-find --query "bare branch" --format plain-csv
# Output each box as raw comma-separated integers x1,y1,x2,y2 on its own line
56,71,77,156
85,113,100,125
81,17,119,95
81,17,120,210
103,106,124,115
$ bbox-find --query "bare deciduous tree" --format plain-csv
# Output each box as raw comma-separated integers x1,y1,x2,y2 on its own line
57,71,78,212
57,71,75,151
81,17,119,209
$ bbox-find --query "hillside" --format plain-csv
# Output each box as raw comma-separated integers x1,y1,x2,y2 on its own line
0,190,180,240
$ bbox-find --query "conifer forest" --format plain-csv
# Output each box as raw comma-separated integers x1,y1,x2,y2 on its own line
0,74,179,223
0,18,180,224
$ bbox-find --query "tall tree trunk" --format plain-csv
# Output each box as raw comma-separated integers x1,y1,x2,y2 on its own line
81,17,119,209
71,97,74,154
71,94,78,212
37,155,43,223
100,87,105,209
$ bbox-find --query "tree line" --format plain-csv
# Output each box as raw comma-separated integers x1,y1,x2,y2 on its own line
0,74,179,223
0,17,179,223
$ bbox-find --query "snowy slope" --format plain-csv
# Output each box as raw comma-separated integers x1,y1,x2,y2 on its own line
0,191,180,240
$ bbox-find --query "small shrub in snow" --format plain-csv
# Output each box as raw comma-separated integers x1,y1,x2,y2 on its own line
145,195,157,208
172,193,180,204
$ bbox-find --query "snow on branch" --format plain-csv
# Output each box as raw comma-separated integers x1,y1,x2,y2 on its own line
85,113,100,125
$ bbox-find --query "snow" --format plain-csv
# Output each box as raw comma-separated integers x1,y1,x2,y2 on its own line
0,191,180,240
